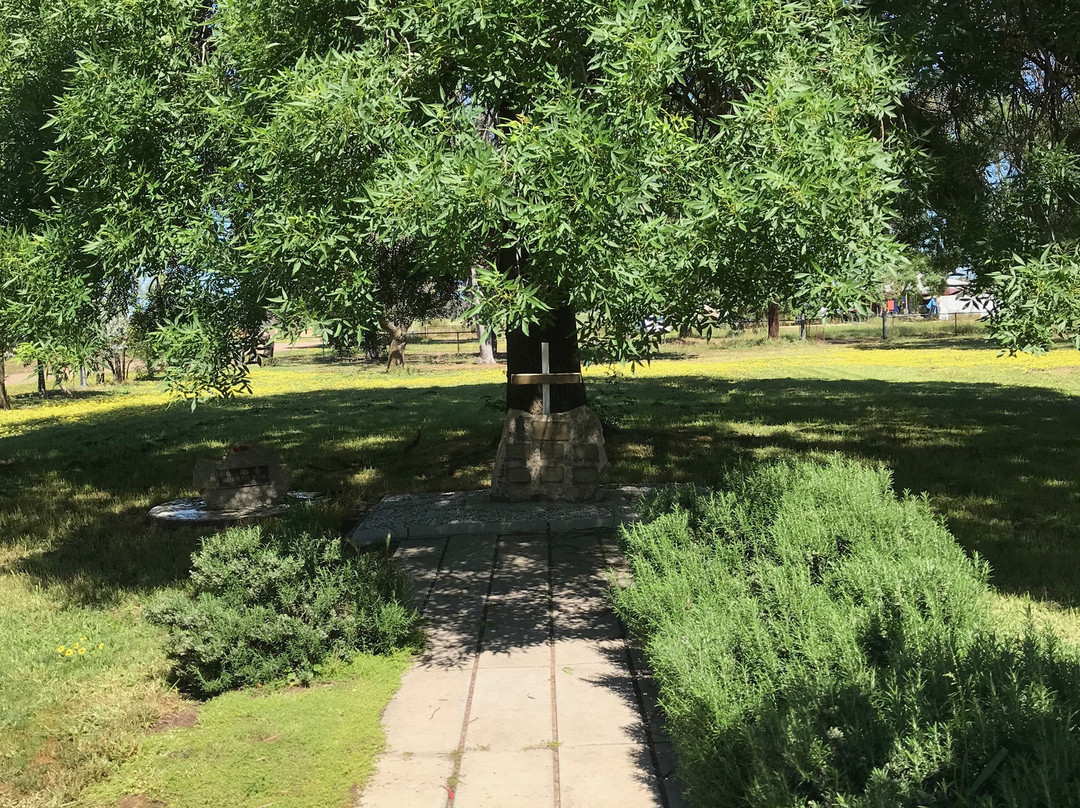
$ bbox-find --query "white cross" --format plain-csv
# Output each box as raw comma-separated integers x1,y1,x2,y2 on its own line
541,341,551,415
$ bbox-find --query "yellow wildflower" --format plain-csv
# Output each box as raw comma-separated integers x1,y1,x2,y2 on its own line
65,650,73,656
98,643,105,650
80,636,88,642
57,645,65,653
78,648,85,655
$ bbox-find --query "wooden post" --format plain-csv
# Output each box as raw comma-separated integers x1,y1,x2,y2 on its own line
509,339,582,416
505,304,586,413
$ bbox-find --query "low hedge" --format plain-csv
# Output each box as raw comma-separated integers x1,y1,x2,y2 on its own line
148,515,419,697
614,457,1080,807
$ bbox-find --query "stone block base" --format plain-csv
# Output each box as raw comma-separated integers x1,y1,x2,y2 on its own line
491,406,608,502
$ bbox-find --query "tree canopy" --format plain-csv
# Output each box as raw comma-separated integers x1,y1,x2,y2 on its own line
14,0,1042,399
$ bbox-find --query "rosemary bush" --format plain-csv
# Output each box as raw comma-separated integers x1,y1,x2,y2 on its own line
615,457,1080,806
149,516,418,697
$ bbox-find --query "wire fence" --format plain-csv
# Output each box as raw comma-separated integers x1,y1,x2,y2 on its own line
407,326,476,353
301,313,988,360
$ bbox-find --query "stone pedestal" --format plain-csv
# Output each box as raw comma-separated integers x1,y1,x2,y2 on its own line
491,406,608,502
193,444,292,512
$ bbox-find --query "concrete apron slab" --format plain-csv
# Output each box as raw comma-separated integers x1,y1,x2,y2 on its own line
354,531,684,808
350,486,653,546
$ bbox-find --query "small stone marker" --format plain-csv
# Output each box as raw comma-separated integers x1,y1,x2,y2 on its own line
193,443,292,512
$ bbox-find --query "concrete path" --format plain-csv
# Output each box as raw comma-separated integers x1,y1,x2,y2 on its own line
355,531,684,808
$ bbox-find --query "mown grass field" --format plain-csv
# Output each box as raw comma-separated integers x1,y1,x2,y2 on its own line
2,326,1080,806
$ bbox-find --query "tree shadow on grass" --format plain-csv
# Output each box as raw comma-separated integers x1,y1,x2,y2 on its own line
3,374,1080,608
606,376,1080,606
0,382,503,605
847,336,995,351
10,388,113,402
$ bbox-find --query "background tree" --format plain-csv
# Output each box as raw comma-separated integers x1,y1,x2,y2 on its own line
0,230,98,403
29,0,262,399
869,0,1080,350
881,254,947,313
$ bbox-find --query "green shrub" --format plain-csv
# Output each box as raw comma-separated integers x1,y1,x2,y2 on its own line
148,516,419,697
614,457,1080,807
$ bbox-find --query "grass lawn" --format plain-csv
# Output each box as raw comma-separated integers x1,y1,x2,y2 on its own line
81,653,410,808
2,328,1080,805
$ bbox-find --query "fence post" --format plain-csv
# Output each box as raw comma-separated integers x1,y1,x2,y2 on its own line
881,309,887,340
954,312,958,335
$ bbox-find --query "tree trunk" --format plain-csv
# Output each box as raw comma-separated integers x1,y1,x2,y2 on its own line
505,304,587,413
79,366,88,388
380,316,408,369
470,264,498,364
0,355,10,410
498,246,587,413
477,326,497,364
767,302,781,339
111,351,126,383
37,363,46,396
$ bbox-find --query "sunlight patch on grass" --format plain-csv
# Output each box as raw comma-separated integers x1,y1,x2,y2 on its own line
993,595,1080,649
84,652,411,808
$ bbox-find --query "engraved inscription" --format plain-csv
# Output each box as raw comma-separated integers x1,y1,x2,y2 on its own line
215,465,272,488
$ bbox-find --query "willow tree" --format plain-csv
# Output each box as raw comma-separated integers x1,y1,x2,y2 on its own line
25,0,906,408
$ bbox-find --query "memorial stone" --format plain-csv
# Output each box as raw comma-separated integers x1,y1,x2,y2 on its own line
193,444,292,512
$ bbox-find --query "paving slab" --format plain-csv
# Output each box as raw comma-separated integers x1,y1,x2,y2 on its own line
555,662,646,747
394,538,449,608
553,636,626,668
381,666,474,755
466,666,554,749
479,595,551,669
454,750,555,806
559,743,664,808
354,753,453,808
353,528,683,808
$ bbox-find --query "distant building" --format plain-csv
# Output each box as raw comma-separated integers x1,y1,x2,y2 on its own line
929,273,994,319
